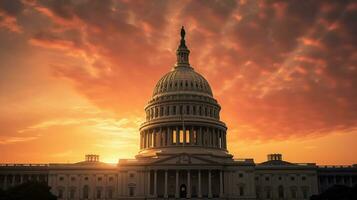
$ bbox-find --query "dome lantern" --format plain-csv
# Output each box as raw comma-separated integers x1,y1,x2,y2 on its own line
176,26,190,68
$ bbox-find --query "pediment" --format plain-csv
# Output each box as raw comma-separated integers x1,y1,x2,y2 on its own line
152,153,220,165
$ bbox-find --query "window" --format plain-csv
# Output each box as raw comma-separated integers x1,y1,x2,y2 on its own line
70,188,75,199
83,185,89,199
239,173,243,178
278,185,284,199
109,177,114,182
129,173,135,178
185,130,190,143
291,176,295,181
186,106,190,114
98,177,102,181
193,106,196,115
59,177,64,181
239,186,244,196
302,187,308,199
265,177,270,181
179,130,184,144
291,187,297,199
255,177,259,181
172,130,177,144
278,176,282,180
71,177,76,181
58,189,63,198
107,188,113,199
302,176,306,181
173,106,176,115
84,177,89,181
129,187,135,196
265,188,271,199
96,189,102,199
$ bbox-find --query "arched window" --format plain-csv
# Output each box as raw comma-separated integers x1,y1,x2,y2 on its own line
160,107,164,117
199,106,202,115
193,106,196,115
186,105,190,115
83,185,89,199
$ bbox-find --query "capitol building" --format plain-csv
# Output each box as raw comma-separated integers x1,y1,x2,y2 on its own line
0,27,356,200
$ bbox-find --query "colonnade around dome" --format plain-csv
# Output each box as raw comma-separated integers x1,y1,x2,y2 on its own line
140,125,227,150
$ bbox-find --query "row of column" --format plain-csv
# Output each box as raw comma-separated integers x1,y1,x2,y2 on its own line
0,174,46,189
140,126,227,149
147,169,224,198
146,104,219,121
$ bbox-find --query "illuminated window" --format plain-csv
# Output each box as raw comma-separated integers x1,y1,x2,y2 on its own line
179,130,184,144
172,130,177,144
193,130,197,144
186,130,190,143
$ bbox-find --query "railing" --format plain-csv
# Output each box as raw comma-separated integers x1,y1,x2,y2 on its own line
0,164,49,167
318,165,356,168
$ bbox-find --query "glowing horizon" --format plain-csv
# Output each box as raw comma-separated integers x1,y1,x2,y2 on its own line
0,0,356,165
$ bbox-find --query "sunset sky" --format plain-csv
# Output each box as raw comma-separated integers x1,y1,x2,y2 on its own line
0,0,356,165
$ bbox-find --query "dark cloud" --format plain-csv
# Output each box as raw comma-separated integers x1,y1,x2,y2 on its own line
15,0,357,140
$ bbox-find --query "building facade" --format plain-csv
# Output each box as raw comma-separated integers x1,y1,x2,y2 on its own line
1,27,356,200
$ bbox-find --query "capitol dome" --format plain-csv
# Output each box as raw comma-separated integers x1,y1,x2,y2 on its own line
137,27,230,159
153,67,213,98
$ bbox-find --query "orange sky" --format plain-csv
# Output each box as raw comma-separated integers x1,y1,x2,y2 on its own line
0,0,356,165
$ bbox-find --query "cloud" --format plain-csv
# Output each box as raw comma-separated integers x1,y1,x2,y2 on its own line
2,0,356,142
0,0,24,32
0,136,38,144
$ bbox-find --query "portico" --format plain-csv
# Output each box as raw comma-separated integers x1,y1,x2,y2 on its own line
146,168,224,199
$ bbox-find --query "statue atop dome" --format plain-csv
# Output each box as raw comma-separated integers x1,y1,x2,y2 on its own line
177,26,190,67
181,26,185,39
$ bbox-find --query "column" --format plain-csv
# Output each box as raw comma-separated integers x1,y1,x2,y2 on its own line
208,170,212,198
175,170,179,198
147,171,151,196
176,127,179,146
154,170,157,197
220,170,224,197
168,127,171,146
198,170,202,198
187,170,191,198
199,127,203,146
183,126,186,145
164,170,168,198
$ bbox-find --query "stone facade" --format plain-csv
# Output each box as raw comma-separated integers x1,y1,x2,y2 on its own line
0,27,356,200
